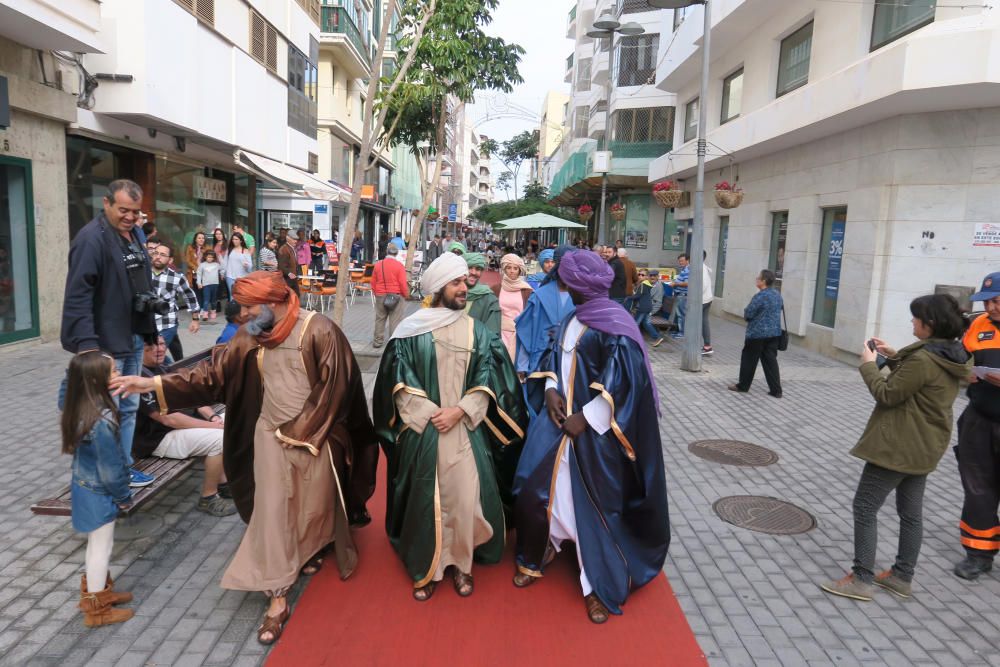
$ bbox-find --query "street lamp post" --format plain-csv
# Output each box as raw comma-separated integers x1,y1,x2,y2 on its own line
587,13,644,247
648,0,709,372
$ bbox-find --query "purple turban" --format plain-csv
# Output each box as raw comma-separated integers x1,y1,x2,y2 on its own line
559,250,660,409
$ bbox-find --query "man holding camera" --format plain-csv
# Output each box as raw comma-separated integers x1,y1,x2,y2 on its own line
61,179,157,487
149,243,200,354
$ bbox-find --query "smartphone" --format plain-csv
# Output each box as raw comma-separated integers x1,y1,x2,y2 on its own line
867,339,877,352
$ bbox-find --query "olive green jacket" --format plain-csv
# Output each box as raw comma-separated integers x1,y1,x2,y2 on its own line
851,338,971,475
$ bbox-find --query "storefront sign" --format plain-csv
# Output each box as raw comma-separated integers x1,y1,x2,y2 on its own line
449,203,458,220
973,222,1000,247
0,76,9,129
193,175,227,201
825,220,846,299
361,184,375,200
314,203,328,213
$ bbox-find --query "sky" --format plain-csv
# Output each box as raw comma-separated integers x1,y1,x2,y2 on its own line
465,0,574,198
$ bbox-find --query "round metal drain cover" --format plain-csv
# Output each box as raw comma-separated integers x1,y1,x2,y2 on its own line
712,495,816,535
688,440,779,467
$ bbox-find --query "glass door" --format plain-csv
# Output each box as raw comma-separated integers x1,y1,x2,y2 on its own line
715,216,729,298
768,211,788,291
813,207,847,328
0,157,39,344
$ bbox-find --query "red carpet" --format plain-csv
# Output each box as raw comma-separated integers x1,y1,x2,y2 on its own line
267,455,706,667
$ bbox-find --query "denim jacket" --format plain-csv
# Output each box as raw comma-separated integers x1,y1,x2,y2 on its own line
72,413,132,505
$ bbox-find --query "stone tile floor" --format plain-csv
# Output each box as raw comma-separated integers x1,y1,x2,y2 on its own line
0,303,997,666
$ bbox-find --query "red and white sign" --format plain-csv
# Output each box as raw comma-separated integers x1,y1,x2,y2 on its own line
973,222,1000,247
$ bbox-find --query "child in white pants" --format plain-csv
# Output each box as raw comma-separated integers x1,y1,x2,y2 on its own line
61,352,135,627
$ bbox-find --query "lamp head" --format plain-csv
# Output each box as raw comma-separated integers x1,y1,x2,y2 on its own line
592,12,620,31
619,22,645,36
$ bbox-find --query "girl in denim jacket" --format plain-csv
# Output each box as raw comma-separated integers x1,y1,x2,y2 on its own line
61,352,134,627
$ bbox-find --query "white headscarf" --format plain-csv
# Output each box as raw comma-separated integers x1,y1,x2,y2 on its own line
420,252,468,294
392,253,470,341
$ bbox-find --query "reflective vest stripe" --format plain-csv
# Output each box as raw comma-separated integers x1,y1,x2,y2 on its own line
960,520,1000,539
961,535,1000,551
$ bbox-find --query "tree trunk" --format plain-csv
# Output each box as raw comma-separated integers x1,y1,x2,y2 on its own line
405,99,448,275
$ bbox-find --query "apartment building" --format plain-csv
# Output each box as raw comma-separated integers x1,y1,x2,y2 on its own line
650,1,1000,359
535,90,569,188
0,0,102,345
548,0,675,262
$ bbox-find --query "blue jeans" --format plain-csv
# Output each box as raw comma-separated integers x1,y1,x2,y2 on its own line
634,312,661,341
674,295,688,334
200,284,218,312
159,326,177,347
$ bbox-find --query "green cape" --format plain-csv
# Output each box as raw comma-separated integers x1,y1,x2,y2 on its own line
373,318,526,586
466,285,501,334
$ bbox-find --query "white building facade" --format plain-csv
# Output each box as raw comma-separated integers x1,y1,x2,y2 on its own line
650,0,1000,359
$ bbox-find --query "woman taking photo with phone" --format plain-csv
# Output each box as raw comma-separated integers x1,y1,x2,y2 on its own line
820,294,971,602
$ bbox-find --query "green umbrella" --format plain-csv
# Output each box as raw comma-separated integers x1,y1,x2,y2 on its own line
492,212,587,230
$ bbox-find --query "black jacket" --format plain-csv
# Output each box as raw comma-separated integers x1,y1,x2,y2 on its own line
608,257,626,299
61,214,151,356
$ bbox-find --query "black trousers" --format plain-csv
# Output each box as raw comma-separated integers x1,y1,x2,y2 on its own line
956,405,1000,558
737,336,782,394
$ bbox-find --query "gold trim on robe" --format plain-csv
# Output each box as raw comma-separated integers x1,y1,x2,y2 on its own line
414,477,444,588
153,375,169,415
275,428,320,456
588,382,637,461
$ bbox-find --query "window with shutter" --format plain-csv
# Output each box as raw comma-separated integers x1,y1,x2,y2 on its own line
308,153,319,173
266,27,278,73
250,11,266,64
175,0,195,11
195,0,214,25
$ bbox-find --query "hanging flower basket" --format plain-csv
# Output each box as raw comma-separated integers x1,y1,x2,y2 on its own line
714,181,744,209
411,209,421,217
610,203,626,222
652,181,683,208
578,204,593,223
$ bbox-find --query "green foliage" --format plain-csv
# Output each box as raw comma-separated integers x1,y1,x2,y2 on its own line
479,137,499,158
497,129,539,200
495,171,513,193
522,180,548,201
471,199,576,225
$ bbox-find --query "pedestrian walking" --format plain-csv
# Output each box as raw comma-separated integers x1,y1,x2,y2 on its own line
494,253,533,360
629,269,664,347
278,232,300,295
729,269,783,397
350,232,364,264
700,251,714,355
62,352,135,628
371,244,410,348
952,272,1000,580
258,237,279,272
295,229,311,272
372,252,525,602
512,250,669,624
669,254,689,339
820,294,971,601
309,230,326,274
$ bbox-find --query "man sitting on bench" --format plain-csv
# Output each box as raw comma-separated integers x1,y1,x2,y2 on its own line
135,337,237,517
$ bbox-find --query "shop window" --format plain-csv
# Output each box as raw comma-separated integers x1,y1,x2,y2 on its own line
715,215,728,298
0,158,38,344
616,34,659,87
768,211,788,292
721,68,743,124
683,98,698,143
872,1,935,51
812,208,847,328
777,21,812,97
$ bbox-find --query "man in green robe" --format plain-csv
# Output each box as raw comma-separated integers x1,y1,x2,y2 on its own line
373,252,525,601
463,252,501,335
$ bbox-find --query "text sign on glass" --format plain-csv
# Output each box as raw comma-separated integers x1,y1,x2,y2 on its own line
825,220,846,299
193,175,227,202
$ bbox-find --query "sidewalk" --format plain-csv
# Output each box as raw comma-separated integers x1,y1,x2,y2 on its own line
0,307,996,666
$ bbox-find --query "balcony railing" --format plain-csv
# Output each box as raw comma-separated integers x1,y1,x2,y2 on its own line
321,6,370,65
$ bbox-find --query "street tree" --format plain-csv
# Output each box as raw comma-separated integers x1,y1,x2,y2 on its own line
380,0,525,276
522,180,548,201
498,129,539,202
330,0,439,325
495,171,513,199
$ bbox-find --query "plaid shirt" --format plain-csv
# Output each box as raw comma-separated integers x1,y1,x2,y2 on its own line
151,268,200,332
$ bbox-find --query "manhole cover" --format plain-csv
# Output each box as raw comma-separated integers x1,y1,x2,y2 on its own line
688,440,779,466
712,495,816,535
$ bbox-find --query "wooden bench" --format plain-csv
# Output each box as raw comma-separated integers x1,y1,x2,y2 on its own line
30,348,214,518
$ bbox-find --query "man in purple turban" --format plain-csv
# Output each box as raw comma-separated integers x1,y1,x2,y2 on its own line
511,250,670,624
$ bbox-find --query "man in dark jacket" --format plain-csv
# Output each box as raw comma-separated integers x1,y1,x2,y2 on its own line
61,179,155,486
954,273,1000,580
601,246,626,303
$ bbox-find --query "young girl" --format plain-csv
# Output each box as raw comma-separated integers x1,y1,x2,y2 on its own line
196,250,223,323
62,352,134,627
259,237,279,272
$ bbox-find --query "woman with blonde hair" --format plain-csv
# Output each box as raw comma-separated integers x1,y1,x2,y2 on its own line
492,253,533,359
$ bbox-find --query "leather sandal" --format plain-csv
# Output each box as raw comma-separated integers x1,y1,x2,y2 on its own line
412,581,437,602
257,606,290,645
300,554,324,577
512,572,538,588
453,570,474,597
585,593,609,624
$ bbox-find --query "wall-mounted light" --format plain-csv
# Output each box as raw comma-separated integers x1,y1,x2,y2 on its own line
175,136,186,152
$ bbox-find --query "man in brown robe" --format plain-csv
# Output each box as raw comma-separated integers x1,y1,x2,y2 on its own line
112,271,376,645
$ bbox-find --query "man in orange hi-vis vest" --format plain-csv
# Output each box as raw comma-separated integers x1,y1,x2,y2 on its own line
954,272,1000,581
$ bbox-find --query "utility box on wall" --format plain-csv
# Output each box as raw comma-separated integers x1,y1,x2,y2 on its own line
0,76,9,129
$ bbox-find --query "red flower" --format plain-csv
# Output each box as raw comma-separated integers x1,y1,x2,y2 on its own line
610,203,626,212
714,181,741,192
653,181,679,192
578,204,593,214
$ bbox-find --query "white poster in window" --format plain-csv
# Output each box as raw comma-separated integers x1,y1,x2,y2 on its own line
973,222,1000,247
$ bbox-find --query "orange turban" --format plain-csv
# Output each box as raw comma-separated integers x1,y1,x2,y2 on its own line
231,271,300,348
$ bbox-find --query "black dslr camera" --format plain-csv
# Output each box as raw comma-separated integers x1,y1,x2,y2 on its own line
133,290,171,316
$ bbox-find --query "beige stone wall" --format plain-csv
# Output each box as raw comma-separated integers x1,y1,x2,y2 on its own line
0,37,77,344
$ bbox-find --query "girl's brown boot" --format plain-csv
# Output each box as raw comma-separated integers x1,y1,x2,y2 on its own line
80,574,133,605
79,585,134,627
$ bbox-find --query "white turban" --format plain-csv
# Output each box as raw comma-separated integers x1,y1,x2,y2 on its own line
421,252,468,295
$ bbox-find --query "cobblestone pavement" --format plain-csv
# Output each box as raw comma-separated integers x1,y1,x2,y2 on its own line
0,303,997,666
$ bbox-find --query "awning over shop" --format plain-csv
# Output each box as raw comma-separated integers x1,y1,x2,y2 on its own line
235,149,350,202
